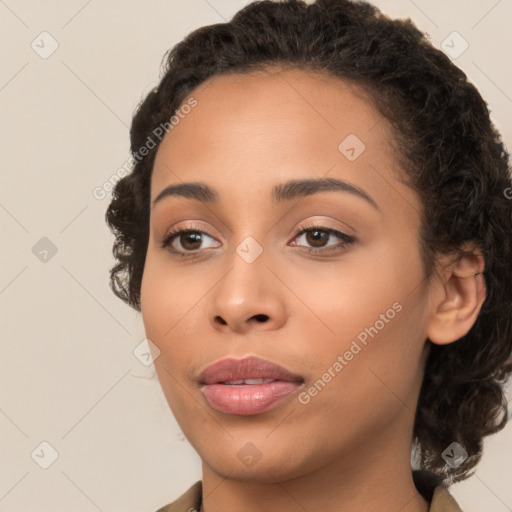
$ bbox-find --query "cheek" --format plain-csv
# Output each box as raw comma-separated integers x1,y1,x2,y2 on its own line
140,255,202,421
140,253,198,394
303,283,430,427
289,247,429,421
140,250,212,341
281,243,414,346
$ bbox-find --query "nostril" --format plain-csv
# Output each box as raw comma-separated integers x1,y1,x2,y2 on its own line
253,314,269,323
214,316,227,325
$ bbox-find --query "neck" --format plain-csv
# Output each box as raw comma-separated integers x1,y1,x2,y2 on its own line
200,430,429,512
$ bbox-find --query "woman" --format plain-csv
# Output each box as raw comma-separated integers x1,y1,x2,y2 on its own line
106,1,512,510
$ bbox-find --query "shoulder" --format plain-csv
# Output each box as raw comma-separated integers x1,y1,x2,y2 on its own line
429,486,463,512
153,481,202,512
413,470,463,512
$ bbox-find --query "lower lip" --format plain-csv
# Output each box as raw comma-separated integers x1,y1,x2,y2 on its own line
201,381,301,415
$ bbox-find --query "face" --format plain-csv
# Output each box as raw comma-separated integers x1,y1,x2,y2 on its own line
141,68,433,482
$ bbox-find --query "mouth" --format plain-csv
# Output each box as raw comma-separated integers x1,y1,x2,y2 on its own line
198,356,304,415
220,378,278,386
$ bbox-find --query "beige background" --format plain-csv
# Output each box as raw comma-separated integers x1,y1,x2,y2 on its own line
1,0,511,510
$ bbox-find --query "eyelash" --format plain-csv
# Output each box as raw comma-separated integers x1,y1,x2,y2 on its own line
160,222,356,259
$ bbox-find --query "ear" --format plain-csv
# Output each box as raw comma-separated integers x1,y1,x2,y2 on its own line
426,243,486,346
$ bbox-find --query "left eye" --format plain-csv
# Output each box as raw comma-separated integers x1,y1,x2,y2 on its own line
290,226,356,252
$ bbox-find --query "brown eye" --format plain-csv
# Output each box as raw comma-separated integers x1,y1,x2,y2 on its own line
291,225,356,254
178,231,203,251
304,229,329,247
161,226,221,258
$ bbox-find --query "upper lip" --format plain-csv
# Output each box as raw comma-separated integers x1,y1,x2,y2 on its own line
199,356,304,385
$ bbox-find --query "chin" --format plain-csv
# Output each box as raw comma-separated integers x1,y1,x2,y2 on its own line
197,437,317,483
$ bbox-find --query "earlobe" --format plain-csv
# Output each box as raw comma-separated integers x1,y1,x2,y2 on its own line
426,244,486,346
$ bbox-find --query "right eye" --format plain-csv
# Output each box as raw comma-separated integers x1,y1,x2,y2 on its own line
161,225,221,258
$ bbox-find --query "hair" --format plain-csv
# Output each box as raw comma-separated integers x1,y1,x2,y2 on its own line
106,0,512,485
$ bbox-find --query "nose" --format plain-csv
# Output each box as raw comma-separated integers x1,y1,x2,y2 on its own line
207,248,287,334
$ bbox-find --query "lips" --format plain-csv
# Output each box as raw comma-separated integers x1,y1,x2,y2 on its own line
199,356,303,385
199,356,304,415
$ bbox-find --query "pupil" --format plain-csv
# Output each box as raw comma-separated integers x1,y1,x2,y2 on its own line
182,232,202,250
307,229,327,247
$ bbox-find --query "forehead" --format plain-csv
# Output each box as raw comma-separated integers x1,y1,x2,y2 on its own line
151,67,403,205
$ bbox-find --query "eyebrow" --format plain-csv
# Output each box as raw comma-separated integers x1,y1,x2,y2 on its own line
152,177,380,211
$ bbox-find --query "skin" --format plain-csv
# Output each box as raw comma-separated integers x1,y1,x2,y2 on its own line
140,67,486,512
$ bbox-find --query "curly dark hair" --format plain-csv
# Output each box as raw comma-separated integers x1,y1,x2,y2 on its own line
106,0,512,484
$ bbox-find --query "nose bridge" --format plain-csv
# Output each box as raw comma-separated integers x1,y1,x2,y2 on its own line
207,234,286,333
